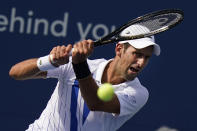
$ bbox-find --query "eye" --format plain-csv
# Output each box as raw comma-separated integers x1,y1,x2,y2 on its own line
145,56,151,59
133,52,143,58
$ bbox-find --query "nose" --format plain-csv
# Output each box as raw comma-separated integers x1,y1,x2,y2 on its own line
136,57,146,68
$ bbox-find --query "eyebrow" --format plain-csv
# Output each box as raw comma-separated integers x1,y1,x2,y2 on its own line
134,51,152,58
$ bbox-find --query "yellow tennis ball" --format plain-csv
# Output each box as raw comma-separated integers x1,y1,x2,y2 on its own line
97,83,114,102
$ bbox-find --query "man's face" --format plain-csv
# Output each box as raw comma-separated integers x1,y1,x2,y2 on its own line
116,44,153,81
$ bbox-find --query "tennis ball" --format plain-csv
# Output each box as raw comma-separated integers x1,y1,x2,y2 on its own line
97,83,114,102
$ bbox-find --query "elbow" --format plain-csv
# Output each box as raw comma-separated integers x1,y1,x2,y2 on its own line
9,67,17,80
9,66,16,79
9,66,23,80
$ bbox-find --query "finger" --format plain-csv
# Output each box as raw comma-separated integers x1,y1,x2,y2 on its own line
72,44,78,55
77,42,84,54
50,47,57,62
65,44,72,56
85,40,94,55
50,47,57,55
60,45,66,58
82,40,88,54
56,46,61,59
57,45,70,64
87,39,94,50
87,39,93,43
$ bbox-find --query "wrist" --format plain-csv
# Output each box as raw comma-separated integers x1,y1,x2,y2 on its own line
37,55,57,71
72,60,91,79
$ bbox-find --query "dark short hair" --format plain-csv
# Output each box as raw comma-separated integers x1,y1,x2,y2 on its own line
123,43,131,51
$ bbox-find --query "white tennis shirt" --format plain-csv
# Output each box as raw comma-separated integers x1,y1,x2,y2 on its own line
26,58,149,131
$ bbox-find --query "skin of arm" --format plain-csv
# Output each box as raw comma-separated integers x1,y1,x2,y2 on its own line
78,76,120,114
9,58,47,80
9,44,72,80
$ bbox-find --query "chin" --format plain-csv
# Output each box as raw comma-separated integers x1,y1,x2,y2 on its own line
125,75,136,81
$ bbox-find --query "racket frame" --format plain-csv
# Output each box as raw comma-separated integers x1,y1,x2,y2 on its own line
94,9,184,47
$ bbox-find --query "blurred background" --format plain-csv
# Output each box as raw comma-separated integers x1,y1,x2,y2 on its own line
1,0,196,131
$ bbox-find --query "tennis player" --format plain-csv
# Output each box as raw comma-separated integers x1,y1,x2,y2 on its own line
9,25,160,131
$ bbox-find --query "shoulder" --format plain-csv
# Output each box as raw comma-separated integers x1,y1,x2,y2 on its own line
60,57,107,71
114,78,149,117
87,58,107,71
54,58,107,78
87,58,107,66
116,78,149,108
127,78,149,106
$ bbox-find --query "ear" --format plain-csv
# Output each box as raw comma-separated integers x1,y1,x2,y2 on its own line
115,43,124,57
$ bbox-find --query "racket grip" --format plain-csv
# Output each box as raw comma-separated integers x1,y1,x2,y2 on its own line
50,48,74,64
93,38,118,47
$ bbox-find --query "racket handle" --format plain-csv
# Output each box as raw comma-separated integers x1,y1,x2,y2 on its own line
93,37,119,47
94,35,142,47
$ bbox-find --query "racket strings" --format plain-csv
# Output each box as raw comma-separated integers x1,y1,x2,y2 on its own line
137,13,182,34
94,9,183,46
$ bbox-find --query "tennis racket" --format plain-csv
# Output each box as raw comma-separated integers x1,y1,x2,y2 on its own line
51,9,184,62
93,9,183,47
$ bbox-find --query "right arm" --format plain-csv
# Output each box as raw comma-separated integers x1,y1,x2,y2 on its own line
9,58,47,80
9,44,72,80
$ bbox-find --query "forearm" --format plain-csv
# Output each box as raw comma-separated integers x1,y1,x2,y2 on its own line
9,58,47,80
78,75,120,114
72,60,101,109
78,75,102,110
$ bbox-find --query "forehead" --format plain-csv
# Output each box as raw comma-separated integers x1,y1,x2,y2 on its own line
127,45,154,56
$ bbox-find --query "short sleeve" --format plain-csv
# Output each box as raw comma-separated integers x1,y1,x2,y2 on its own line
115,86,149,117
46,57,104,79
46,66,63,79
46,61,72,79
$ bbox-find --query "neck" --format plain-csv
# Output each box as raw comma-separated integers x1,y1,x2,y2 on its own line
101,59,126,85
